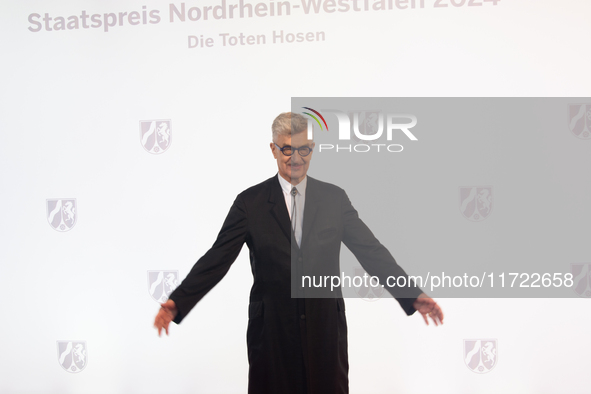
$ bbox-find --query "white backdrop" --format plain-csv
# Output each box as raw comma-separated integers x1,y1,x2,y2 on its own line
1,0,590,393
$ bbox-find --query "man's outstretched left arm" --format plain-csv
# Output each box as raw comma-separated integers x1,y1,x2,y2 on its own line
341,190,443,325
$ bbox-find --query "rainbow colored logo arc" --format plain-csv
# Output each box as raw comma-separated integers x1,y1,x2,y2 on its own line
302,107,329,131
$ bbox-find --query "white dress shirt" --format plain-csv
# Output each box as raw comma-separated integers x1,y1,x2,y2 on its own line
277,173,307,246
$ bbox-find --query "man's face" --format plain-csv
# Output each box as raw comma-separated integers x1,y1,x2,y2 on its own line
270,131,315,185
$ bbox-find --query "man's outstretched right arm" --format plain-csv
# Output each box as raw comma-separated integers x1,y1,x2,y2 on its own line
153,195,248,334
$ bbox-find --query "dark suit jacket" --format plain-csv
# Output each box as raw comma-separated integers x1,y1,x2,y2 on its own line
169,175,423,394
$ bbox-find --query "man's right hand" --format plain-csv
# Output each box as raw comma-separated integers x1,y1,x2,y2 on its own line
154,299,178,337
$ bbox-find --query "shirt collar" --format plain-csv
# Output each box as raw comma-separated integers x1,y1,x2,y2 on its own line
277,173,307,196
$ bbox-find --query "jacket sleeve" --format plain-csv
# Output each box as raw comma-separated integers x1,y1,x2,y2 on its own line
340,190,422,315
169,194,248,324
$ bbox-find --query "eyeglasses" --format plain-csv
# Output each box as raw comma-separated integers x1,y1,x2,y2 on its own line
274,143,313,157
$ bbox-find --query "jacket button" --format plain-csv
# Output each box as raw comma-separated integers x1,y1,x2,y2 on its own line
300,314,306,320
298,257,302,262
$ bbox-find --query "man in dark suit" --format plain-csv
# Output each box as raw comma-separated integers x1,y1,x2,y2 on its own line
154,112,444,394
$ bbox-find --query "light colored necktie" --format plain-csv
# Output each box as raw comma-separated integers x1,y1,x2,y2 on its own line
291,187,299,245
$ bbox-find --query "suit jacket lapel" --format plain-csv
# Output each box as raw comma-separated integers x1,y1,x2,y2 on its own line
268,174,292,243
301,176,320,249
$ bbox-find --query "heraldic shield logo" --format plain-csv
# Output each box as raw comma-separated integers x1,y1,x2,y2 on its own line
57,341,87,373
354,267,384,301
568,104,591,140
571,263,591,298
464,339,497,374
348,110,383,142
140,119,172,154
46,199,77,232
147,271,179,303
459,187,493,222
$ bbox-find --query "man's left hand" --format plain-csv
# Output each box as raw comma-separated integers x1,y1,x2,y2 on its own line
413,293,444,326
